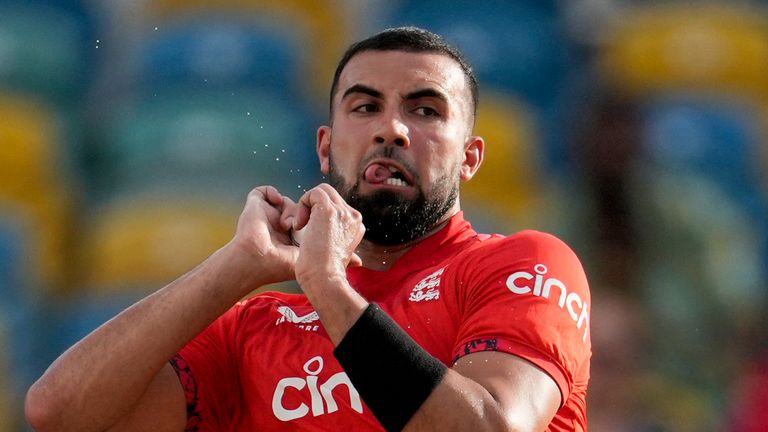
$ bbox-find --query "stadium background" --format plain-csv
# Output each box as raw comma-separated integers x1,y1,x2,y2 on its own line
1,0,767,430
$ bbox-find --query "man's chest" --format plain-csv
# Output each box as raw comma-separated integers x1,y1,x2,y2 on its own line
231,269,461,429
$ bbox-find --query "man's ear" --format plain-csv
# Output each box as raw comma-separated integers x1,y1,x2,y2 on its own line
317,126,332,175
461,136,484,181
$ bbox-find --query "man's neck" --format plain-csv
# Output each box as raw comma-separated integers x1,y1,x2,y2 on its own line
356,210,457,271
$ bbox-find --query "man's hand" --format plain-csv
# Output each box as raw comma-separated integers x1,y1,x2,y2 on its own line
284,183,365,286
228,185,302,286
275,183,368,344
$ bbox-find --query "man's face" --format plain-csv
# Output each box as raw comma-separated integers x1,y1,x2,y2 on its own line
317,50,482,245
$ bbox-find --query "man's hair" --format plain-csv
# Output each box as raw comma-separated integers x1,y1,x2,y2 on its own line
329,26,479,122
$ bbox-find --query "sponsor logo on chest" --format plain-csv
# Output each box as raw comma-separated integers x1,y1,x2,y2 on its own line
409,267,445,302
272,356,363,421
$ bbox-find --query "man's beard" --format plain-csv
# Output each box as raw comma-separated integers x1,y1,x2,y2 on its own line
327,152,459,246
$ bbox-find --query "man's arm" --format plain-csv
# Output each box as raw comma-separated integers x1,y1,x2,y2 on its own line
407,352,561,431
25,186,300,432
306,277,561,432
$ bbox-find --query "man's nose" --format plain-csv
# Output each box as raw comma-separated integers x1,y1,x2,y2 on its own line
374,114,410,148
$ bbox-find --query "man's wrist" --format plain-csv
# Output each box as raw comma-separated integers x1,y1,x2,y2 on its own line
298,273,368,344
334,304,448,431
213,242,275,294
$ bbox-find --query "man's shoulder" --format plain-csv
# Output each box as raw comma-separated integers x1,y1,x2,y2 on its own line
463,229,579,260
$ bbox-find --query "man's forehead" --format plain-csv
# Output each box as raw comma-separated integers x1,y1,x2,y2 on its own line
336,50,469,100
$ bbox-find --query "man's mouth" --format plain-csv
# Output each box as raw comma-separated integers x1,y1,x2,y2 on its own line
363,162,412,187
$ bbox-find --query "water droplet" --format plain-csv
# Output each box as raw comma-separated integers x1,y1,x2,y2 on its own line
275,158,280,161
154,26,159,31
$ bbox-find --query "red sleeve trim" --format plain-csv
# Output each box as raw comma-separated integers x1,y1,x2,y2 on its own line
452,337,572,406
170,354,203,431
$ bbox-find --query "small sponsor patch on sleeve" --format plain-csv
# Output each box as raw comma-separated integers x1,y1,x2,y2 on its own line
453,337,499,364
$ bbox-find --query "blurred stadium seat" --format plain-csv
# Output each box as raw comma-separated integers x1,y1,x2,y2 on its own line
136,17,308,97
0,94,75,196
0,0,96,106
0,216,28,308
599,4,768,99
0,318,15,432
94,88,319,201
0,214,47,429
74,194,240,292
626,96,768,416
0,94,80,292
382,0,570,108
461,93,543,231
641,97,767,215
141,0,352,97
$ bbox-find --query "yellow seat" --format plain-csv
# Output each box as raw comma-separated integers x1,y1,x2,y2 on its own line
0,94,78,291
76,195,241,291
599,4,768,98
462,93,548,230
0,195,75,292
0,94,72,194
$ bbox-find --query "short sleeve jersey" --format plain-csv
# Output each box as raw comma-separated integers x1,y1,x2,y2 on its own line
175,212,591,431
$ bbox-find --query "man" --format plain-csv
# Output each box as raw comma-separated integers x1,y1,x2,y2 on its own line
26,27,591,431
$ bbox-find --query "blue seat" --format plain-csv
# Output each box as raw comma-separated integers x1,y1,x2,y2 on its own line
0,217,26,308
383,0,569,108
140,0,353,97
641,97,765,215
137,17,307,97
0,214,49,404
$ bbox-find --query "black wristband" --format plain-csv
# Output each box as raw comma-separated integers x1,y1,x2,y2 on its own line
333,303,448,431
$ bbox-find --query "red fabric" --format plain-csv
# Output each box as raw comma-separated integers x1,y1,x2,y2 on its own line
175,212,591,431
729,354,768,432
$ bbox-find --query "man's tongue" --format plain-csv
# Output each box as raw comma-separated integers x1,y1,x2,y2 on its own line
364,163,393,184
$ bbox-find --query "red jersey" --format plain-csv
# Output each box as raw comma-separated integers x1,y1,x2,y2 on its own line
175,212,591,431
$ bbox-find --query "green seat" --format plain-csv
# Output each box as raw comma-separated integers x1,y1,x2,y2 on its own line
0,3,92,105
98,89,320,201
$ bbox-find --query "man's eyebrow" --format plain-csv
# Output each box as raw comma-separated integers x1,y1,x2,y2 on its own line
341,84,382,101
405,88,448,103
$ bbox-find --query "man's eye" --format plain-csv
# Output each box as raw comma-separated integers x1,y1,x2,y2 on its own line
414,106,440,117
353,104,378,113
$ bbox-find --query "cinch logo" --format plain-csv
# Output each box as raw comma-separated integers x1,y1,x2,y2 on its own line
275,306,320,332
272,356,363,422
505,264,590,342
409,267,444,302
